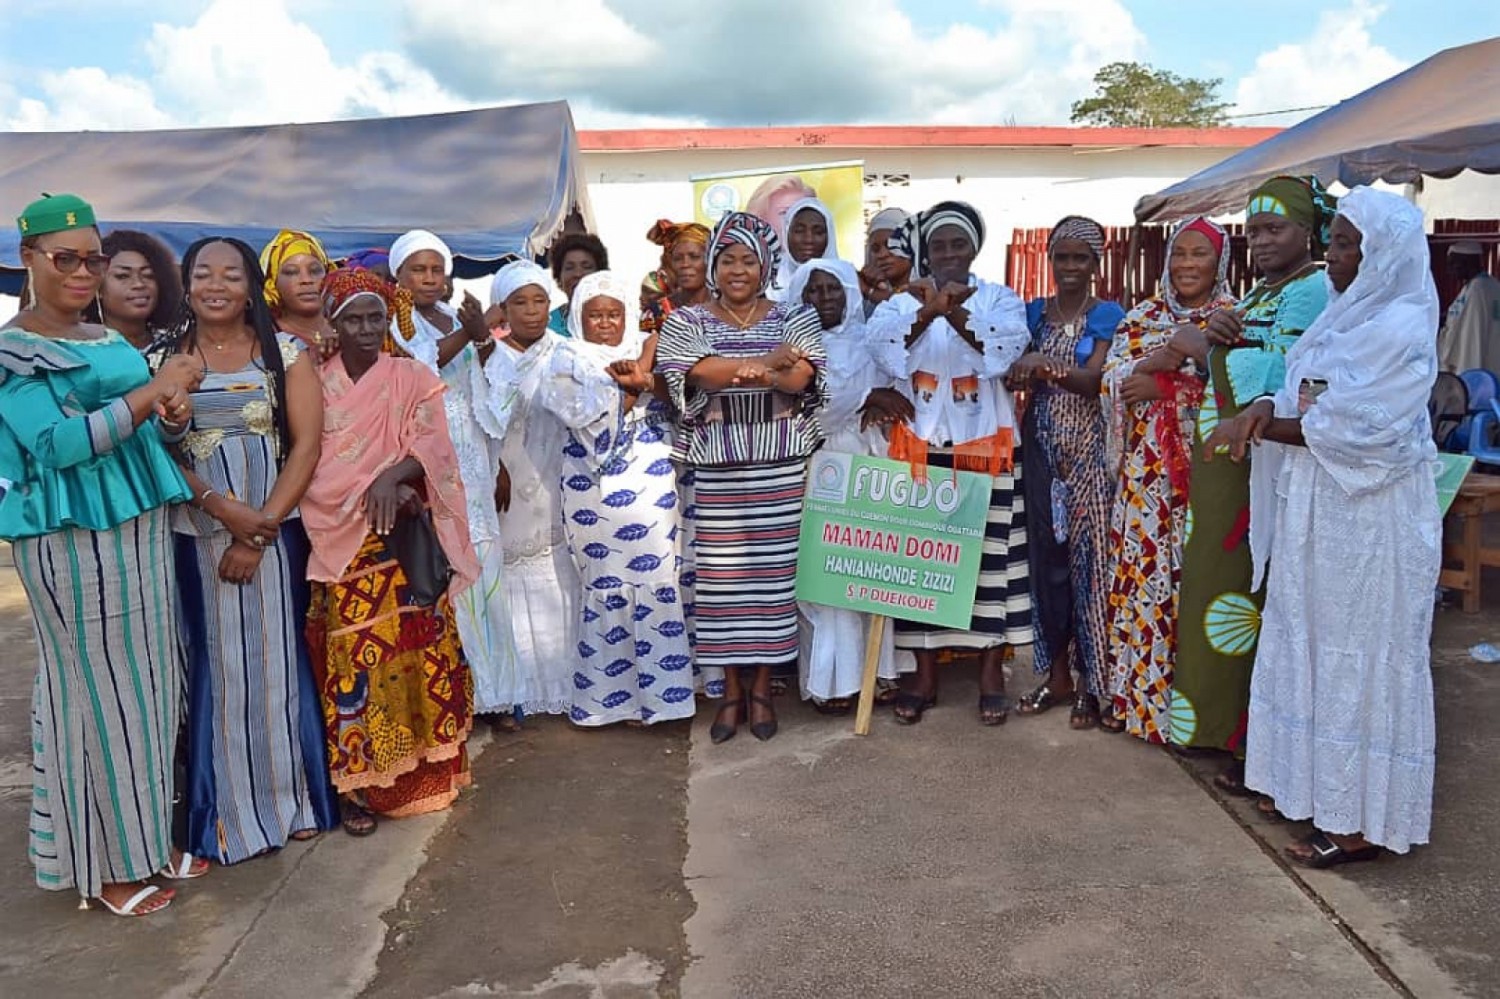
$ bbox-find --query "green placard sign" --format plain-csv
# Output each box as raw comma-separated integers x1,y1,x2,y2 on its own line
1436,452,1475,516
795,452,992,628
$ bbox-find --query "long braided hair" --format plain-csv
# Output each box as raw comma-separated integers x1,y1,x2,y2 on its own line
167,236,293,463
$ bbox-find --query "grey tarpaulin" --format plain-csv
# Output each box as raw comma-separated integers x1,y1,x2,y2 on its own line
1135,37,1500,223
0,100,593,291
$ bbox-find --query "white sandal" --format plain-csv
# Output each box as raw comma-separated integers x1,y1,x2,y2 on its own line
160,851,208,880
97,884,172,917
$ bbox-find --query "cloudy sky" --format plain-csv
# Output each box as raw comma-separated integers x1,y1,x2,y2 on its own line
1,0,1495,132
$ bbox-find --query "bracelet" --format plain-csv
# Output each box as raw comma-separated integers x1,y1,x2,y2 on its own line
195,488,216,508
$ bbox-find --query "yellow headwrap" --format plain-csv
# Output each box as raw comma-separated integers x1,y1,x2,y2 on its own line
259,229,331,312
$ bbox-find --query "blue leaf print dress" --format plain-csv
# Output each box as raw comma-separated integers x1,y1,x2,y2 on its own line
544,343,694,726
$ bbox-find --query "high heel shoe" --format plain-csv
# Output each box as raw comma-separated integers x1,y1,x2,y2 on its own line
710,697,744,744
748,693,778,742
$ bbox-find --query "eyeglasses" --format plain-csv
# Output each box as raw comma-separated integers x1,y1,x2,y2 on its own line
34,248,111,276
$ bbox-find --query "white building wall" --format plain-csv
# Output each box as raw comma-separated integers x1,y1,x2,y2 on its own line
582,144,1247,292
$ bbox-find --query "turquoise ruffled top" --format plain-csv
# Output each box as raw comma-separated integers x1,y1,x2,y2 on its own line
1223,267,1330,406
0,327,190,539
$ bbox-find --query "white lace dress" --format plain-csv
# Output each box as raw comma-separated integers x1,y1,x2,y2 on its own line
482,333,579,715
390,307,520,714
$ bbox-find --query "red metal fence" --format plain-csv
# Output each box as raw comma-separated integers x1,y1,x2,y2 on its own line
1006,220,1500,311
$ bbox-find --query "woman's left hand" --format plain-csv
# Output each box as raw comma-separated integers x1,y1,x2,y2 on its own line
733,361,771,387
364,476,406,535
1204,399,1274,462
314,331,341,361
1120,373,1162,405
217,540,264,585
156,386,194,427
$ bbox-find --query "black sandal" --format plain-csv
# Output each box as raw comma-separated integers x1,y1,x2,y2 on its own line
892,691,936,725
1286,830,1382,870
813,697,853,716
978,693,1012,726
1016,682,1073,716
1068,692,1100,730
340,799,377,837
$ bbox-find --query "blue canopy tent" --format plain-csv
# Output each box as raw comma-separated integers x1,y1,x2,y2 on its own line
0,100,593,295
1134,37,1500,223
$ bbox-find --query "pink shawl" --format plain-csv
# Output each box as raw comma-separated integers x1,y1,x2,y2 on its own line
302,353,479,593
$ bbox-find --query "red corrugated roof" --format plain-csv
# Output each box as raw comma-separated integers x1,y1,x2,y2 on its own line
578,125,1283,152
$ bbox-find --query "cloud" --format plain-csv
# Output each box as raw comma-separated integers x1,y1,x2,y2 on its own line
2,0,471,130
398,0,1145,125
1231,0,1407,125
4,67,173,131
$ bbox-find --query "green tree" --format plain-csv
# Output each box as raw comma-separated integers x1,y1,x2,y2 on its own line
1070,61,1231,128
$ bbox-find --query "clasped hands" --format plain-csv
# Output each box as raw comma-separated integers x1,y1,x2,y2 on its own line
730,343,807,388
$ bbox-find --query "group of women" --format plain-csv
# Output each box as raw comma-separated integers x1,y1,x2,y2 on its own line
2,173,1443,918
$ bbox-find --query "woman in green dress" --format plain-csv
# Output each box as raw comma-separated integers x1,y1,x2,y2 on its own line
1,194,209,916
1170,177,1336,787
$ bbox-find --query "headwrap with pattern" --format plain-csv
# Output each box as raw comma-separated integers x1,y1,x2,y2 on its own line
322,265,414,354
344,247,390,272
1164,217,1232,320
1047,215,1107,261
259,229,331,312
706,211,781,296
1245,175,1339,248
888,200,986,280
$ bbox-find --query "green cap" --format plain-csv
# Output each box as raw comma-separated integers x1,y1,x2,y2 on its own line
16,193,96,238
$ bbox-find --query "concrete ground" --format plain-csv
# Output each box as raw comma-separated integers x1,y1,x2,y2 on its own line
0,538,1496,998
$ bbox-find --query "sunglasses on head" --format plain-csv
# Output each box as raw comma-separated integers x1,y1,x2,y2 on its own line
34,248,111,276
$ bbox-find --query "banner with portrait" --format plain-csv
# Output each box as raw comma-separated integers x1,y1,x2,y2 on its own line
690,161,865,262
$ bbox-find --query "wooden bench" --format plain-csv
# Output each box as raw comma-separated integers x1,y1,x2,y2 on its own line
1440,472,1500,613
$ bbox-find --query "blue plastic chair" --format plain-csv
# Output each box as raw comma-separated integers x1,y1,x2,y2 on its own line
1452,369,1500,451
1469,398,1500,466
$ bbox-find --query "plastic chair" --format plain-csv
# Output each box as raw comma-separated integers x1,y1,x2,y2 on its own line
1469,399,1500,466
1452,369,1500,451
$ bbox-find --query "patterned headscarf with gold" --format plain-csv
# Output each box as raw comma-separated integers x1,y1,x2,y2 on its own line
322,265,414,356
260,229,332,312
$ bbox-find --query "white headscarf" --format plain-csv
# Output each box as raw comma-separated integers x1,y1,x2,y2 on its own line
774,197,839,296
566,271,645,367
786,258,862,334
1249,186,1439,585
489,259,554,307
389,229,453,276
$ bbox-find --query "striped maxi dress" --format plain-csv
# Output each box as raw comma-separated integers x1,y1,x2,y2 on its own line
656,302,826,673
0,327,193,898
171,336,335,863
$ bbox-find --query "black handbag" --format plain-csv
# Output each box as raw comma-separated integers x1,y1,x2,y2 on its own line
385,509,453,608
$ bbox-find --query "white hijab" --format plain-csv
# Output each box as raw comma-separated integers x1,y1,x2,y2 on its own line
1249,186,1440,585
489,259,554,307
566,270,645,367
786,258,862,336
774,197,839,297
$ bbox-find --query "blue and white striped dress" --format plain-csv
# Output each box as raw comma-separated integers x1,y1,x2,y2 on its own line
172,335,334,863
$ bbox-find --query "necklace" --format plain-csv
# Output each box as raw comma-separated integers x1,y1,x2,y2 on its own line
1051,294,1092,329
719,300,760,329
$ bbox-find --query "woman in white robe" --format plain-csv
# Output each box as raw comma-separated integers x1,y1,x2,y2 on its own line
1207,186,1441,866
482,261,581,717
388,230,520,719
786,259,911,710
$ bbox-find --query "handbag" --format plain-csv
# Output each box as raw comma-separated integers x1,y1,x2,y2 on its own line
385,508,453,608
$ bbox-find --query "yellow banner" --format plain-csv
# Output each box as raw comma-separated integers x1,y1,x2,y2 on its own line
691,161,865,263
